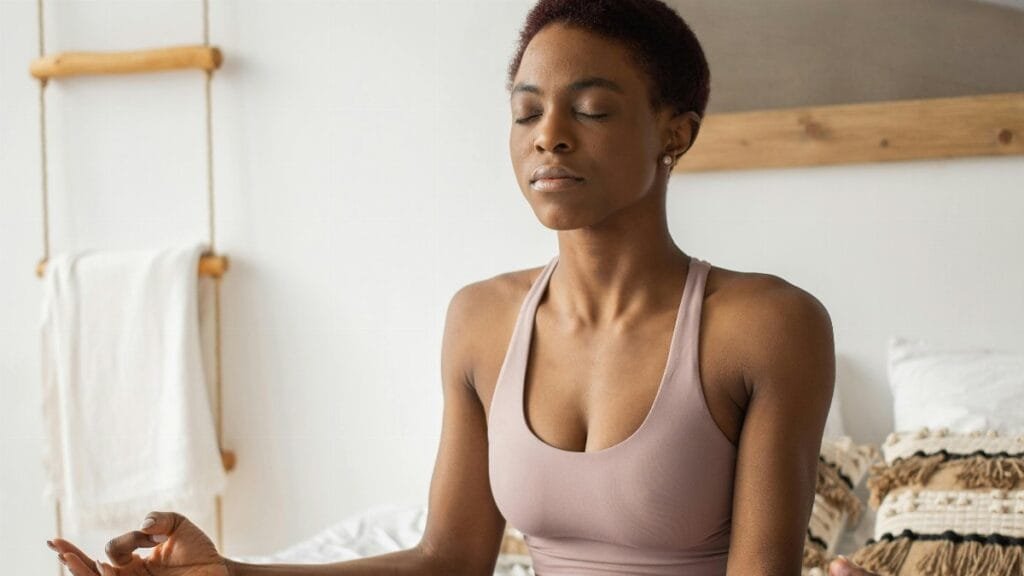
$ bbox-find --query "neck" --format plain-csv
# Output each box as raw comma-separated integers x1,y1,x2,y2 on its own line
551,225,690,327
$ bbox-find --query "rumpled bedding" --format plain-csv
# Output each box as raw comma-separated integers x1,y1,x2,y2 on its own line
225,503,534,575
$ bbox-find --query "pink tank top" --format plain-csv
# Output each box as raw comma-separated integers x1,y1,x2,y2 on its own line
488,255,737,575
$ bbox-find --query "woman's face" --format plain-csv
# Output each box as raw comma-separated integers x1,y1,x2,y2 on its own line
509,22,688,231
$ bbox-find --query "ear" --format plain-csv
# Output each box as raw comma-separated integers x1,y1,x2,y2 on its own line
664,110,702,161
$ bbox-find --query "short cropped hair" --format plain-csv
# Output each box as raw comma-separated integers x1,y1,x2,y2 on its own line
506,0,711,120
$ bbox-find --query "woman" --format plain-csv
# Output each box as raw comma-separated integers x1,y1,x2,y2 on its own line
48,1,880,575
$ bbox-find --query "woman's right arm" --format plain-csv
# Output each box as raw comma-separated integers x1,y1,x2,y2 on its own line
227,284,507,576
54,286,504,576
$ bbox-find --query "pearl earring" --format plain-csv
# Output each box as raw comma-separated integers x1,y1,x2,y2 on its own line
661,154,673,166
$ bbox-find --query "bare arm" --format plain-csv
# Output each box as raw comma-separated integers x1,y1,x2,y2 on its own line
228,283,506,576
723,281,835,576
51,285,504,576
720,280,882,576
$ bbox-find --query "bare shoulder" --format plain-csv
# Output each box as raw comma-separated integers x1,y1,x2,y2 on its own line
705,263,834,392
445,263,547,394
448,265,542,318
707,264,830,319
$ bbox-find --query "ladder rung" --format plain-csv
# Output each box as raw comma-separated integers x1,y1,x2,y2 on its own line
36,254,229,278
30,45,222,80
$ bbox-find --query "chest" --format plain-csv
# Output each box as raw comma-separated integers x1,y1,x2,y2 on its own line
479,294,746,453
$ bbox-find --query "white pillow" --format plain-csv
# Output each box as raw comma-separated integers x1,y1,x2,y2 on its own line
887,335,1024,435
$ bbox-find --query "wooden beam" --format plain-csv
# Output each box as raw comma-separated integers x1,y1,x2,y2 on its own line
36,254,229,278
30,45,222,80
676,92,1024,172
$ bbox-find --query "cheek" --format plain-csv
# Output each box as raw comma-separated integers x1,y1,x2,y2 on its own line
587,131,655,191
509,132,531,183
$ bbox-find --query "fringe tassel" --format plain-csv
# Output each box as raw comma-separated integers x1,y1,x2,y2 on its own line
915,538,1024,576
992,543,1024,575
868,453,1024,506
956,455,1024,490
849,536,913,576
917,538,970,576
867,453,945,508
853,534,1024,576
817,460,864,525
803,538,831,572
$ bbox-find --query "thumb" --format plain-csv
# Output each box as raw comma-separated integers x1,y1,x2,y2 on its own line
138,511,186,543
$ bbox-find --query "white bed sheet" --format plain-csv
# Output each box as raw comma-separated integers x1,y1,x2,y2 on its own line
226,503,533,575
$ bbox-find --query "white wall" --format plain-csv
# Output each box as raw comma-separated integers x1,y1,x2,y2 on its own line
2,0,1022,573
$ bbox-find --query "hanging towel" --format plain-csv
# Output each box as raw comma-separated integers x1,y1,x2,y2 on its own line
39,242,228,533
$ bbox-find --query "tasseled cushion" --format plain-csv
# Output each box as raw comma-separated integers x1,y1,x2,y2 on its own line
802,437,878,575
850,427,1024,575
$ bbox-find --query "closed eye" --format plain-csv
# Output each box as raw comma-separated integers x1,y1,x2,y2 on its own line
514,112,609,125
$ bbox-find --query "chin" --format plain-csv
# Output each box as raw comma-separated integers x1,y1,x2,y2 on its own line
519,181,610,230
532,204,604,231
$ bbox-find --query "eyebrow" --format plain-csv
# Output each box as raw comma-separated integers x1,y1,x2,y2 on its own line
511,76,625,97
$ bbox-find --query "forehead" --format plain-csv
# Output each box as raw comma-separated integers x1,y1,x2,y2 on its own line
514,23,647,97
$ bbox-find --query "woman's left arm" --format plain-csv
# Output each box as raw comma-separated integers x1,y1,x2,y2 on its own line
722,281,876,576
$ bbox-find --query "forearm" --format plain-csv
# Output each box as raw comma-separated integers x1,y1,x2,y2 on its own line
224,544,449,576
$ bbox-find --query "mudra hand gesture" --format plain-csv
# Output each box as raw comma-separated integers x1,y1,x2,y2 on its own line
46,511,229,576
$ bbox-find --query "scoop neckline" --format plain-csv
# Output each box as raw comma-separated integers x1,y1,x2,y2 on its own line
519,255,696,457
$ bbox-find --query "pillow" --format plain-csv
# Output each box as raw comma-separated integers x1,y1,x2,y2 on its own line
849,427,1024,575
888,336,1024,435
802,376,877,574
802,437,879,575
846,334,1024,575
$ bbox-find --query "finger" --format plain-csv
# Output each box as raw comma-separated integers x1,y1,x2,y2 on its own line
50,538,96,566
95,559,118,576
137,510,185,539
105,530,160,566
60,552,100,576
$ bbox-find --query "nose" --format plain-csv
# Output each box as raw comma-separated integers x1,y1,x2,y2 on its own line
533,109,574,154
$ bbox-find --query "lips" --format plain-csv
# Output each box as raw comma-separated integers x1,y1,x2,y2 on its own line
531,164,583,182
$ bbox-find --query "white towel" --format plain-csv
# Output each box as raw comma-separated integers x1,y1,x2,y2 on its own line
39,243,228,533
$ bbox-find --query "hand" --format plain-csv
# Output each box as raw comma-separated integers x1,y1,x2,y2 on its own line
829,555,881,576
46,511,230,576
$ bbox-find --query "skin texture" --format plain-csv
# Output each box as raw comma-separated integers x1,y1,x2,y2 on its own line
46,21,878,576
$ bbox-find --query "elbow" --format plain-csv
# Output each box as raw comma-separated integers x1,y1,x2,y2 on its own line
414,541,496,576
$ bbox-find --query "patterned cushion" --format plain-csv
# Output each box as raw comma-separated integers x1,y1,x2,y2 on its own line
803,437,878,575
849,427,1024,575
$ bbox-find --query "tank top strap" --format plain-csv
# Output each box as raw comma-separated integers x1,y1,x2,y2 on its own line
680,257,711,351
522,255,559,321
671,256,730,451
491,255,558,427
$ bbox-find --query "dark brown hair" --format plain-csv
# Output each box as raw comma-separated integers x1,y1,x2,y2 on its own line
506,0,711,119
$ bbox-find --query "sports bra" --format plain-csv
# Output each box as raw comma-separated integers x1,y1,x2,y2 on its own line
488,254,738,575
